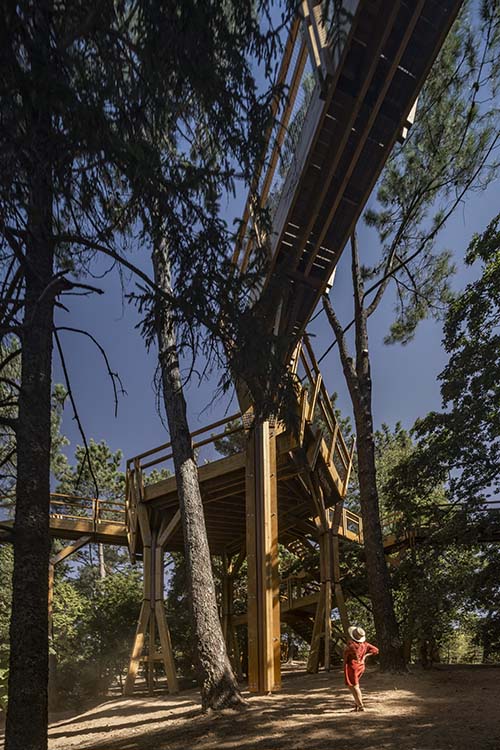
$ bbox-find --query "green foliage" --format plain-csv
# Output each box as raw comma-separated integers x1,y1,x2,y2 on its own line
56,439,125,501
52,570,142,704
55,439,128,578
0,545,13,710
213,419,246,457
165,554,196,678
397,212,500,509
364,2,500,344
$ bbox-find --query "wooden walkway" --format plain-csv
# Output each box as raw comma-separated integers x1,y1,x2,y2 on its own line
233,0,463,352
0,493,127,546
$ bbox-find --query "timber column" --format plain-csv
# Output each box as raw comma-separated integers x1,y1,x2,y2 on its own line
246,420,281,692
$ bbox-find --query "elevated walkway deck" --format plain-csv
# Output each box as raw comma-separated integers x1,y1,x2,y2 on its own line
234,0,463,351
0,493,127,546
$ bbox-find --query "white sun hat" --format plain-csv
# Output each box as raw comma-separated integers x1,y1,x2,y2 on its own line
348,625,366,643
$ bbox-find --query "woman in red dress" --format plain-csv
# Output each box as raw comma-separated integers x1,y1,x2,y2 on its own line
343,626,379,711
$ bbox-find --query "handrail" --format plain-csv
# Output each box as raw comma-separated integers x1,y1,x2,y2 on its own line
127,411,243,471
232,7,326,275
295,334,355,489
48,494,126,526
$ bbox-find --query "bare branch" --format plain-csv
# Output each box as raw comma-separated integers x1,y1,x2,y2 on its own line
55,326,126,417
53,329,99,499
322,293,356,381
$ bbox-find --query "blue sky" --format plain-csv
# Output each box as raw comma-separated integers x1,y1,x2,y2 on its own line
52,0,500,475
53,174,499,474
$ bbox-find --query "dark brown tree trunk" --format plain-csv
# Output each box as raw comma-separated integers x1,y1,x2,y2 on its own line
322,233,406,672
353,394,406,670
152,239,244,711
5,71,54,750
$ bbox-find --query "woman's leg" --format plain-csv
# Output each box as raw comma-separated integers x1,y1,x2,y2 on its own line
352,684,364,709
348,685,362,708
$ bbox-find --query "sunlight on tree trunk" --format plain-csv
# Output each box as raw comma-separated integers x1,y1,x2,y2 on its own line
152,238,244,710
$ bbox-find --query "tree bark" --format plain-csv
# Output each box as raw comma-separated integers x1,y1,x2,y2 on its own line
322,233,406,672
98,543,106,579
5,7,54,741
152,239,244,710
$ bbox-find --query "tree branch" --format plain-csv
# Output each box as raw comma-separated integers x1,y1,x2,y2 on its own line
322,293,356,381
55,326,126,417
53,329,100,498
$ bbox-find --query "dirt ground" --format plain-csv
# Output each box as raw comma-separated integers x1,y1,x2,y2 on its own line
3,664,500,750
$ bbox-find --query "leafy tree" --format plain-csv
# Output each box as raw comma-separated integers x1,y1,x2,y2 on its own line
411,211,500,506
322,3,500,670
386,212,500,662
83,569,142,692
1,0,296,727
128,0,302,710
214,420,246,458
55,439,126,579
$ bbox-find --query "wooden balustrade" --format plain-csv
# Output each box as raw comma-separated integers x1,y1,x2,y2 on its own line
232,4,333,277
295,335,356,491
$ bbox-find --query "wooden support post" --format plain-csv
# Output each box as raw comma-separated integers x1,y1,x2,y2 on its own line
125,508,179,696
332,503,350,636
246,421,281,693
323,530,332,672
148,610,156,695
124,602,150,695
307,586,324,673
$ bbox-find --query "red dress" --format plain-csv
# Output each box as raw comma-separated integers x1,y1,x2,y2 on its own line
343,641,379,686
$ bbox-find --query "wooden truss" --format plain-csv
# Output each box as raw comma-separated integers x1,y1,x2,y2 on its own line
124,504,178,695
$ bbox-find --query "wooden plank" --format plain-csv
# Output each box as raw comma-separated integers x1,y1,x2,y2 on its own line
267,425,281,690
343,437,356,495
245,431,258,692
128,412,242,465
299,390,308,446
148,615,155,694
144,453,246,502
308,372,322,421
155,601,179,694
301,0,403,276
124,602,151,695
307,431,323,472
332,503,350,635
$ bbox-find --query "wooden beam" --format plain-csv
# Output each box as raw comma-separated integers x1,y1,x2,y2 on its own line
50,534,91,566
124,602,151,695
246,421,281,693
307,586,324,673
158,509,181,547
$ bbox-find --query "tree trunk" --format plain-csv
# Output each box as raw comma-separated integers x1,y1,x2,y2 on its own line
98,543,106,579
152,239,244,711
353,394,406,670
6,4,54,746
322,233,406,672
5,40,54,750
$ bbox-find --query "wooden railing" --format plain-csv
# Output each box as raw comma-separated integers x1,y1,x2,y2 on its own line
293,334,356,493
0,492,126,533
281,571,320,608
231,2,355,280
125,412,245,555
49,493,126,526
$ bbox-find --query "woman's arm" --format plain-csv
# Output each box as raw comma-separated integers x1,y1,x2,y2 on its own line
361,643,379,663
